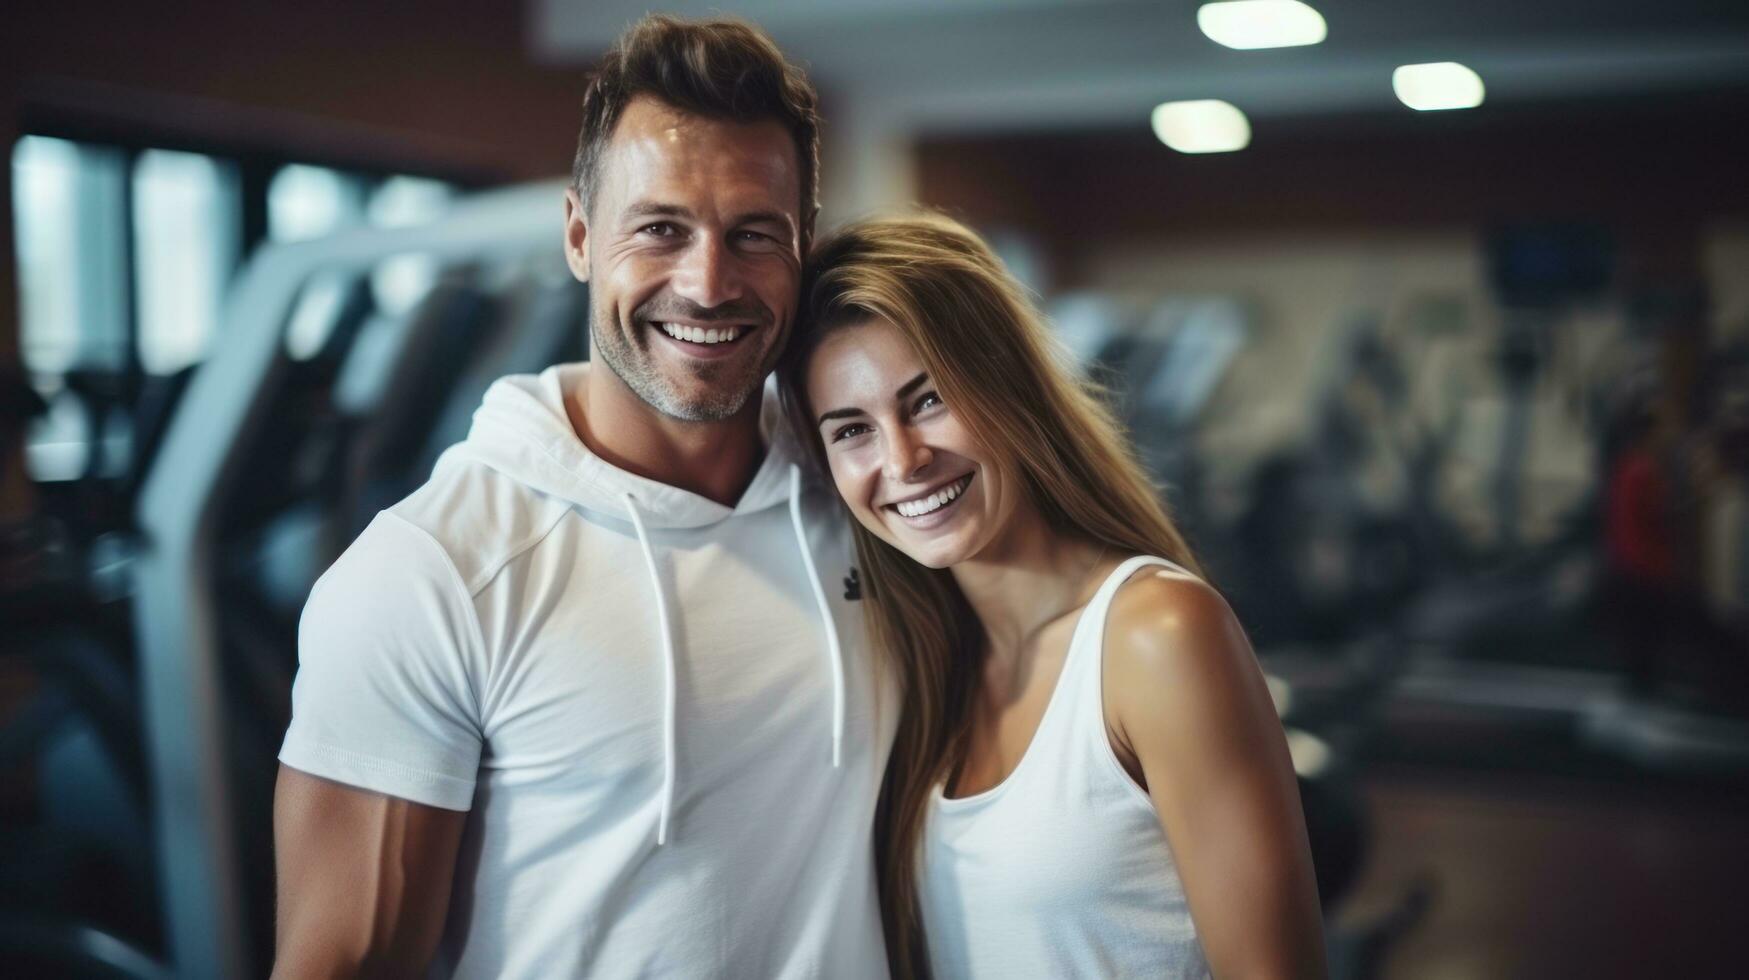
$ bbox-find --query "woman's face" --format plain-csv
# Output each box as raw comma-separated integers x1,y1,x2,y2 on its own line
805,317,1020,569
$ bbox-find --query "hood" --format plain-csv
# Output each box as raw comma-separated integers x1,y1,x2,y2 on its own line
459,362,807,528
454,361,845,847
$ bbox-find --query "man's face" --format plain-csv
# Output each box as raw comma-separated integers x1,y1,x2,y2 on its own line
564,97,807,422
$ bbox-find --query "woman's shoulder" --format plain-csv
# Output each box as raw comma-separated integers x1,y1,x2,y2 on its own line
1101,560,1255,715
1104,561,1239,656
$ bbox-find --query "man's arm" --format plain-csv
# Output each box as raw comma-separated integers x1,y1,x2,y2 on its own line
272,766,467,979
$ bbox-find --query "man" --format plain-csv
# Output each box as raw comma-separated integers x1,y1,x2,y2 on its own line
272,16,894,978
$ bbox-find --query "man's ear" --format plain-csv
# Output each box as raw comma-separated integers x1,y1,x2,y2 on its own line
563,187,591,284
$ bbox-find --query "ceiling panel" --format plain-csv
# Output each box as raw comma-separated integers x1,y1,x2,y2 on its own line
529,0,1749,130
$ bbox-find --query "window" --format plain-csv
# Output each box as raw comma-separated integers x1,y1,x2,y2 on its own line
268,163,367,243
368,175,456,317
13,136,129,375
11,132,467,482
12,136,129,480
133,150,241,375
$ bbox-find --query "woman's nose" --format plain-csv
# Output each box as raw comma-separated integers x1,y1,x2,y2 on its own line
883,429,933,482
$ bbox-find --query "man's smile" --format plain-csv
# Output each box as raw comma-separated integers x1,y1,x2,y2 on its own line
654,321,753,345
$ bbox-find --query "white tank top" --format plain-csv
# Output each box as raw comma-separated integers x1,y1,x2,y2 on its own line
919,555,1212,979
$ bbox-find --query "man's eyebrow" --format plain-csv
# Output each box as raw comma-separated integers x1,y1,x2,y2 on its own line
621,202,694,221
734,208,796,232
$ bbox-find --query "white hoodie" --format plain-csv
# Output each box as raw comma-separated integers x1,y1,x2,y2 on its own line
280,363,896,979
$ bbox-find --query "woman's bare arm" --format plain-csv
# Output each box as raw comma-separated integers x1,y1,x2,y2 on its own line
1105,570,1328,979
271,765,466,979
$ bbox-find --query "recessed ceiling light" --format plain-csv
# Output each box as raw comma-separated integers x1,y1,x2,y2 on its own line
1197,1,1327,50
1392,62,1486,111
1151,100,1252,154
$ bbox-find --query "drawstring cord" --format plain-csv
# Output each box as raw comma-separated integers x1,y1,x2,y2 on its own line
790,466,846,768
623,492,679,845
625,468,846,847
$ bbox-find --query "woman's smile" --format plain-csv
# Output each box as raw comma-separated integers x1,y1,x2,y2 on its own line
886,473,976,526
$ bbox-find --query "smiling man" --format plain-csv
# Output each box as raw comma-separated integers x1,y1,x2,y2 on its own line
271,16,894,978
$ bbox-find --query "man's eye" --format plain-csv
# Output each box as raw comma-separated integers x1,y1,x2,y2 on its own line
830,423,871,443
735,229,784,250
641,222,679,237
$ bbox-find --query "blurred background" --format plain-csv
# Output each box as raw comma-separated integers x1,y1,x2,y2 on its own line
3,1,1746,977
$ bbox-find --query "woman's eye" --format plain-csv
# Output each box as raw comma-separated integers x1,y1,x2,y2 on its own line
830,423,871,443
914,391,943,413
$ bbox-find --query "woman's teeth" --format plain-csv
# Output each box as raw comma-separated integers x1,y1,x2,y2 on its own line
659,322,745,345
894,476,971,518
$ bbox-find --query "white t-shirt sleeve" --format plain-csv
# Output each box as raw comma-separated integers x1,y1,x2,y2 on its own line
278,512,486,811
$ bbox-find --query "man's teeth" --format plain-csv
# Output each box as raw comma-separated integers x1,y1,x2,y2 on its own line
895,477,969,518
658,322,745,345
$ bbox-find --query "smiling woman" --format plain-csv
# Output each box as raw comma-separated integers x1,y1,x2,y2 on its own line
804,322,1021,571
779,214,1327,979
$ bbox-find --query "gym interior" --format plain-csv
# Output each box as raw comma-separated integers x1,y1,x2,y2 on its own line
4,1,1747,977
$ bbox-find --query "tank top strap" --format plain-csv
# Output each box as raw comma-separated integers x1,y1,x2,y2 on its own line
920,552,1213,977
1059,555,1186,744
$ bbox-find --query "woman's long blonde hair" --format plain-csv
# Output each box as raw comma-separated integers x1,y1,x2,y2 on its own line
778,214,1202,979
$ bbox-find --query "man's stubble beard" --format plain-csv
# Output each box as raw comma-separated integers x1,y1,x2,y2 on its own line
589,302,777,423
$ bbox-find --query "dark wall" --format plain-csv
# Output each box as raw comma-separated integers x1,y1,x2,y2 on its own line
916,89,1749,289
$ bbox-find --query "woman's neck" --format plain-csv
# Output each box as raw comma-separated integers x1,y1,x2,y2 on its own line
950,504,1112,668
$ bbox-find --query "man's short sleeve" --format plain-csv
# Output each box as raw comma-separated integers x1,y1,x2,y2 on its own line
278,512,485,811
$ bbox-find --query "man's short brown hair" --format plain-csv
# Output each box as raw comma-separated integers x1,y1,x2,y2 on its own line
571,15,821,225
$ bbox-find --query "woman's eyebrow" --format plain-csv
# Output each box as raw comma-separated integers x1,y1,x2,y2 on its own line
816,373,929,426
817,405,864,426
894,372,928,400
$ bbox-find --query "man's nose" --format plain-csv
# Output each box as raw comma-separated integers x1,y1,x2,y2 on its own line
670,236,743,310
883,427,933,483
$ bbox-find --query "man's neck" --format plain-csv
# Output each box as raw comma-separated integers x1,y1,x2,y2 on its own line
566,367,766,507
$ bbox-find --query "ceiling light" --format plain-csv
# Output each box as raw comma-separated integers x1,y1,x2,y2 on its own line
1197,1,1327,50
1151,100,1252,154
1392,62,1486,111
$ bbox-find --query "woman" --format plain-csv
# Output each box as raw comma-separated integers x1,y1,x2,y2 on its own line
779,215,1326,979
